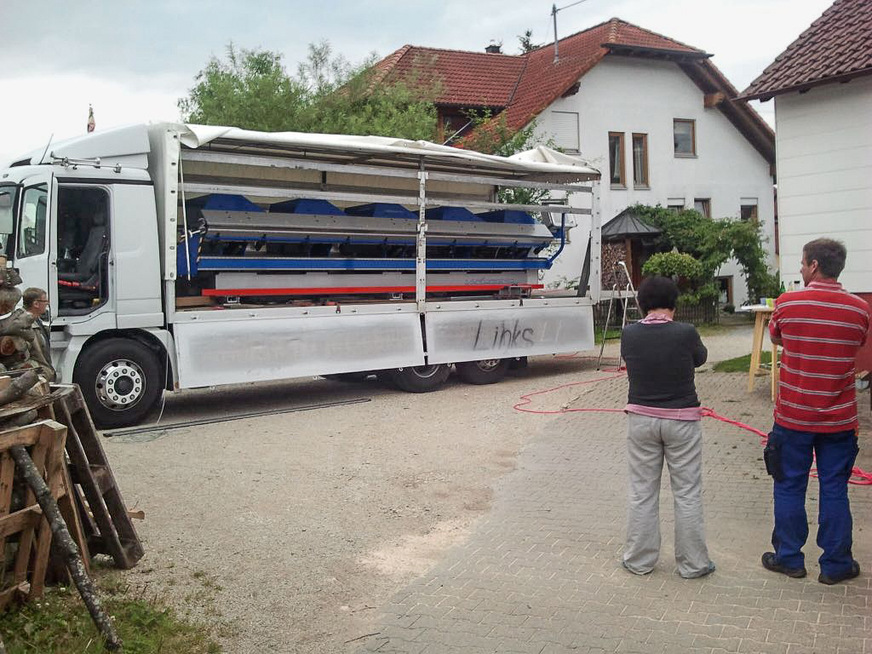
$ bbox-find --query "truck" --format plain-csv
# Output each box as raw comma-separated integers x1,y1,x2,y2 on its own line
0,123,601,427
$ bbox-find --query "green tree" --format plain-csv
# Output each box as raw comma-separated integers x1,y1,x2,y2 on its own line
517,30,541,53
630,204,779,302
179,41,440,140
178,43,307,132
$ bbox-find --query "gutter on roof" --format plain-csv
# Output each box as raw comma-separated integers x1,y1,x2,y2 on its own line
603,43,712,61
738,67,872,102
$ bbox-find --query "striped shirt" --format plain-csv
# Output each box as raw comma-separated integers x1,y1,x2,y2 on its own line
769,280,871,432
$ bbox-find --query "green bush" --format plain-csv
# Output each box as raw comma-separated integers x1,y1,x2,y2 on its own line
641,252,703,280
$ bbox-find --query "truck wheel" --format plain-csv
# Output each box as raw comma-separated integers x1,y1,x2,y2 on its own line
387,364,451,393
74,338,163,429
455,359,511,385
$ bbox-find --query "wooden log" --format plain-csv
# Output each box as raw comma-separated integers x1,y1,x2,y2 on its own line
0,371,38,407
9,445,122,651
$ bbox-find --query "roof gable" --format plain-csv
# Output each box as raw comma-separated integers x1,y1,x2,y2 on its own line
370,18,774,163
741,0,872,101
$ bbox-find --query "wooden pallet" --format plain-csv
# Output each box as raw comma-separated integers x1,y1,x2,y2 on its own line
0,420,75,610
50,385,144,570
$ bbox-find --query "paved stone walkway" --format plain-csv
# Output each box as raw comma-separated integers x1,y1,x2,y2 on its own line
360,331,872,654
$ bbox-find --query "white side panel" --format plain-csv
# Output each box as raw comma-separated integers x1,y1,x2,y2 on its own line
774,78,872,293
173,312,424,388
112,184,163,323
425,305,594,363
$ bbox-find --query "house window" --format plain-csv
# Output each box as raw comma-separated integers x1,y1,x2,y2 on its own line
632,133,648,188
608,132,625,187
740,198,758,221
673,119,696,156
694,198,711,218
667,198,685,212
551,111,580,153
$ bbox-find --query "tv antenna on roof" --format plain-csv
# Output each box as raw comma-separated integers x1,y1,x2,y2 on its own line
551,0,594,63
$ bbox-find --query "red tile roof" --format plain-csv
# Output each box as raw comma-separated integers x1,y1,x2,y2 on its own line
372,17,773,163
741,0,872,101
499,20,709,134
373,45,526,107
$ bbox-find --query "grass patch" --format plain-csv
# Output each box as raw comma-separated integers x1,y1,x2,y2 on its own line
594,328,622,344
696,323,734,337
0,575,221,654
713,351,776,373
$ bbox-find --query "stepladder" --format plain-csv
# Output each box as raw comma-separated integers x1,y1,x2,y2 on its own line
596,262,642,370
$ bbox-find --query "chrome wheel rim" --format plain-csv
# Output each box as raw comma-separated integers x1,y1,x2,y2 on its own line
95,359,146,411
474,359,501,371
407,365,442,379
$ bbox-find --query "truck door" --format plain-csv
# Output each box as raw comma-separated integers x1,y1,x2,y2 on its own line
13,174,54,314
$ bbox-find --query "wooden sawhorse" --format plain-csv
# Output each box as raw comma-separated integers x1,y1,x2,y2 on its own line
747,306,778,401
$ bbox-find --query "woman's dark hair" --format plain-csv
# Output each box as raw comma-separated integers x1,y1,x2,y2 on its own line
637,275,679,313
803,238,846,279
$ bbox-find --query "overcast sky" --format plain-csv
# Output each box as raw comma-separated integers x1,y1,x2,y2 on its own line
0,0,833,162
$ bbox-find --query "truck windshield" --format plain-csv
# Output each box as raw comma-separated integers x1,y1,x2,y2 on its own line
0,185,18,256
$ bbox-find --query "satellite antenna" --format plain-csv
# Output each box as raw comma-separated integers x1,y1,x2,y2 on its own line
551,0,594,63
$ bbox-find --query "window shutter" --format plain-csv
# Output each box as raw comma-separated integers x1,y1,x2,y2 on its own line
551,111,579,153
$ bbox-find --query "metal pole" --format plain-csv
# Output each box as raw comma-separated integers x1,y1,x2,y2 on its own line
552,4,559,62
596,283,617,370
416,161,428,311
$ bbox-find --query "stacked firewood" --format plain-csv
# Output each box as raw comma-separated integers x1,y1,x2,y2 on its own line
0,266,140,651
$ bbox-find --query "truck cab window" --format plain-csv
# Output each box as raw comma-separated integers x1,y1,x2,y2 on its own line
0,186,16,256
57,186,110,315
18,185,47,258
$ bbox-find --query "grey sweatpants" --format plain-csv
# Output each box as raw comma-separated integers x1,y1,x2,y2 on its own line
624,413,712,578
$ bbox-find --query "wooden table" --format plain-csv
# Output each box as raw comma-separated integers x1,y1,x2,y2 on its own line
745,305,778,400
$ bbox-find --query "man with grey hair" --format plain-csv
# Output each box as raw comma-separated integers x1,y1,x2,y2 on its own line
0,286,54,380
22,287,52,373
764,238,870,585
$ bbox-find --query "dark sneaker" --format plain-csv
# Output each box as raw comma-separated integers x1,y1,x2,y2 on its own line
818,560,860,585
761,552,807,578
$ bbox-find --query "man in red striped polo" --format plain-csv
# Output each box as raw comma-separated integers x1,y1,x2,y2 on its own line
762,238,870,585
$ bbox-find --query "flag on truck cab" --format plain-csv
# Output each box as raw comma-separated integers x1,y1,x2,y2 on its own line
87,105,95,133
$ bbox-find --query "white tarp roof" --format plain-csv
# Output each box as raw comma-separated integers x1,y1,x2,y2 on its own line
16,122,600,182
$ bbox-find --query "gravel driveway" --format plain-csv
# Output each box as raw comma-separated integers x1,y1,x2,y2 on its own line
106,325,756,652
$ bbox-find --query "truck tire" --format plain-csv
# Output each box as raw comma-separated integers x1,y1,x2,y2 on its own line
387,364,451,393
73,338,163,429
455,359,511,385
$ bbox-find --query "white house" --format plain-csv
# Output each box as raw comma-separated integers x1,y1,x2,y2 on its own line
741,0,871,294
374,18,777,306
741,0,872,365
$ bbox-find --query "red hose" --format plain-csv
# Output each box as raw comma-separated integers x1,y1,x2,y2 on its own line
515,361,872,486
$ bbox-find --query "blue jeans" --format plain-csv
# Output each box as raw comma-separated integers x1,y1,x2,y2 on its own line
766,423,860,577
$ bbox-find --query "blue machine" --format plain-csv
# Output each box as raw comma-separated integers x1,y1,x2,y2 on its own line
178,194,558,279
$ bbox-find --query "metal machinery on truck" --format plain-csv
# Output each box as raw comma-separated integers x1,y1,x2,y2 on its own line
0,123,601,427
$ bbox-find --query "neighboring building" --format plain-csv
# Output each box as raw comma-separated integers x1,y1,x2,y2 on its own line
741,0,872,366
374,18,776,305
